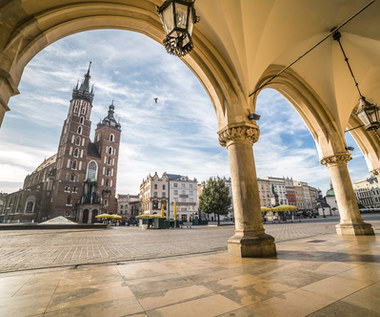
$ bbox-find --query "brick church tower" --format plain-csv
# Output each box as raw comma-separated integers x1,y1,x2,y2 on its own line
52,63,121,222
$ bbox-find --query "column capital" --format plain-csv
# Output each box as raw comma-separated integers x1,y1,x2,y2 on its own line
370,168,380,177
218,122,260,148
320,153,352,166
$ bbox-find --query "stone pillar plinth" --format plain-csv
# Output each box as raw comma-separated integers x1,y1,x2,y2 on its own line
321,153,374,236
219,122,276,257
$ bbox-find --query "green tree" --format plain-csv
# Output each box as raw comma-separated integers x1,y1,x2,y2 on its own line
199,177,232,225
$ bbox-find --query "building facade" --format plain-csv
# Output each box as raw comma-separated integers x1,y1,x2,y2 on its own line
0,64,121,223
167,174,198,222
117,194,141,218
353,177,380,209
139,172,169,216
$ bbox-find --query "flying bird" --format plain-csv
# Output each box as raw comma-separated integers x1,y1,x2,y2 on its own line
154,98,158,103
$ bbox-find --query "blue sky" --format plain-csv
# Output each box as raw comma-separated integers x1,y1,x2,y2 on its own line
0,30,371,195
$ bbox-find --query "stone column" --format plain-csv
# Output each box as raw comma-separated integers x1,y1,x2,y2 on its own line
321,153,374,235
78,209,83,224
218,122,276,257
87,210,93,224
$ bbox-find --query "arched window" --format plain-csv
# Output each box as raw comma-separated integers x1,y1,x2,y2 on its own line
64,186,70,192
25,201,34,213
73,148,79,157
107,157,111,165
73,187,77,193
105,179,109,187
75,136,81,145
74,100,79,112
77,126,82,134
66,195,72,205
108,147,112,155
71,173,75,182
71,160,77,170
110,134,114,142
81,102,86,114
106,168,110,176
87,161,98,180
79,116,84,124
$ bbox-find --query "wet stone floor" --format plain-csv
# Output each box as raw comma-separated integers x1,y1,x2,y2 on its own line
0,218,380,316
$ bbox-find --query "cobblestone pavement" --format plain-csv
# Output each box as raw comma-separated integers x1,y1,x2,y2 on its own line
1,215,379,273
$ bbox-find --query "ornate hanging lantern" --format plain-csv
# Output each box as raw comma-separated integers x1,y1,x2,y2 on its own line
157,0,200,57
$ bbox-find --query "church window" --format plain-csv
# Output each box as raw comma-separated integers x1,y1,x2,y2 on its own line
110,134,114,142
73,187,78,193
105,179,109,187
104,199,108,206
47,178,54,191
71,160,77,170
81,103,86,114
108,157,111,165
87,161,97,180
25,201,34,213
66,195,72,205
106,168,110,176
64,186,70,192
74,100,79,112
79,116,84,124
154,184,157,189
77,126,82,134
75,137,80,145
71,173,75,182
108,147,112,155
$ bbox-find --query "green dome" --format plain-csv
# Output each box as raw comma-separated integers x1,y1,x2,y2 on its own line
326,188,335,197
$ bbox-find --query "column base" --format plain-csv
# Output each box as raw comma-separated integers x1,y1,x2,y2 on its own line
228,234,277,257
336,222,375,236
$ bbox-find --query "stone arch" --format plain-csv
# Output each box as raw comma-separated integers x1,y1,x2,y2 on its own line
0,0,246,129
253,64,348,158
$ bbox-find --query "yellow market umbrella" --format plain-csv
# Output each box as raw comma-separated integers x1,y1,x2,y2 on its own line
173,201,177,220
273,205,297,212
136,214,163,219
261,207,272,212
161,203,165,218
111,215,122,219
95,213,113,218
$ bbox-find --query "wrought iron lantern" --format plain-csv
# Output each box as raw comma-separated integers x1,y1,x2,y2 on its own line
157,0,200,57
356,97,380,131
333,30,380,133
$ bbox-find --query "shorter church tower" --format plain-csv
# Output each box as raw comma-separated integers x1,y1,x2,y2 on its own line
94,101,121,213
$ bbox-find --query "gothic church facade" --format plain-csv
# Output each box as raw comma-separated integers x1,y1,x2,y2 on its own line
0,64,121,223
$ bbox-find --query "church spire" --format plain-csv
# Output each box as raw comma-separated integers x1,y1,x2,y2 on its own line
72,62,94,103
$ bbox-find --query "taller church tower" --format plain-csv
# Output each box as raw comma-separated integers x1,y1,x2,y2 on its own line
51,63,121,222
